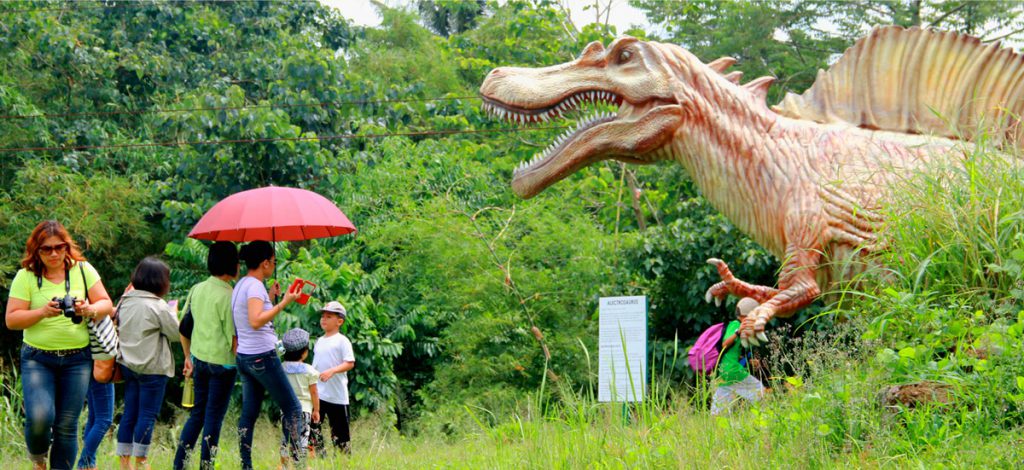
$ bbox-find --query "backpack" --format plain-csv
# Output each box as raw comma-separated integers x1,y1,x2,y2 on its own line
687,323,733,374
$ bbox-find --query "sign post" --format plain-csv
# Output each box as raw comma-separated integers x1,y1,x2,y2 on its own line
598,296,647,404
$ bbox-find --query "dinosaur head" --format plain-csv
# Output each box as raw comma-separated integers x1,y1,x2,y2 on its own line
480,36,686,198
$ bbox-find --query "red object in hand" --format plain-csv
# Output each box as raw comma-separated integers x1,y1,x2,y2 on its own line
290,278,317,305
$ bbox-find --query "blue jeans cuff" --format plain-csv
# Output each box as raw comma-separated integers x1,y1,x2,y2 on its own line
116,442,133,456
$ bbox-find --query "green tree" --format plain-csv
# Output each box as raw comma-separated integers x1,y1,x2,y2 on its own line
417,0,487,37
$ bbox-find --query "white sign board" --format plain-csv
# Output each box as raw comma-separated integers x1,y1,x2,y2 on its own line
598,296,647,402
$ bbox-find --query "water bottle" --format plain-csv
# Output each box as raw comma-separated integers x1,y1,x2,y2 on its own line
182,377,194,408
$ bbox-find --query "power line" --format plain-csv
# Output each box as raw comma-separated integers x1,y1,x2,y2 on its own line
0,125,569,153
0,96,482,121
2,0,303,15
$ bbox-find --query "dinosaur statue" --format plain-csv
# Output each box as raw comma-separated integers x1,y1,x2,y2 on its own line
479,26,1024,345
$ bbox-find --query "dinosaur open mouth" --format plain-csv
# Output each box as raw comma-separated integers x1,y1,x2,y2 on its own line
480,90,623,177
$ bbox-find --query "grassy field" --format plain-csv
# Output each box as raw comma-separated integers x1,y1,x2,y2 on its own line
2,375,1023,470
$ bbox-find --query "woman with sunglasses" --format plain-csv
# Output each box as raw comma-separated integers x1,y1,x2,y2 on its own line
5,220,113,470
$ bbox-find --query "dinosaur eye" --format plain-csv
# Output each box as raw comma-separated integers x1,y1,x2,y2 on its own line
618,50,633,63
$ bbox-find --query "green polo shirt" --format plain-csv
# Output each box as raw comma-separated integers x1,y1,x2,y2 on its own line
182,276,236,366
8,262,100,350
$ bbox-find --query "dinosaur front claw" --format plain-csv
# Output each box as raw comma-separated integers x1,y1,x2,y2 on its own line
704,258,738,306
747,331,769,347
736,305,770,346
742,307,772,346
704,282,728,306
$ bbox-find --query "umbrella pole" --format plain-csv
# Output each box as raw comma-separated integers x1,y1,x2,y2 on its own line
272,227,279,304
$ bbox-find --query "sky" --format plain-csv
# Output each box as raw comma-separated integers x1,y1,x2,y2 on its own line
321,0,649,32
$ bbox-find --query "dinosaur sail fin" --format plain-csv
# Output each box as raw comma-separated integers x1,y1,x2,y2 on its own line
773,26,1024,145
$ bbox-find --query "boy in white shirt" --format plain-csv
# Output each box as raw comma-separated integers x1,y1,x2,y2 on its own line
311,301,356,454
279,328,320,467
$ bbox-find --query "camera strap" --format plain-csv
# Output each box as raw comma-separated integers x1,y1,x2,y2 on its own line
35,266,72,296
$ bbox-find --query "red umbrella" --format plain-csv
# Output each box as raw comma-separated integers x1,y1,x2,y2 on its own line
188,186,356,242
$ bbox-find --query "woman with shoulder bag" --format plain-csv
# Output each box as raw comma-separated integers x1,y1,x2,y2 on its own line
115,257,180,470
5,220,113,470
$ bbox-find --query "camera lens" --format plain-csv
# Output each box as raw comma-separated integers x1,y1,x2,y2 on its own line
56,295,80,323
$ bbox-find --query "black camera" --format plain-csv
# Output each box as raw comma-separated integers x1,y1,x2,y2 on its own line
52,295,81,324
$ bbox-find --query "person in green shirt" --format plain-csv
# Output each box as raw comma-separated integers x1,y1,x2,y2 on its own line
173,241,240,470
712,297,766,415
5,220,114,470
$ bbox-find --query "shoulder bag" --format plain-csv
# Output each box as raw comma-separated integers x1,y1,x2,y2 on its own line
82,264,122,383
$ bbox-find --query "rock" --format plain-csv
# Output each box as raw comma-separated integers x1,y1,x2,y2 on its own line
881,381,952,409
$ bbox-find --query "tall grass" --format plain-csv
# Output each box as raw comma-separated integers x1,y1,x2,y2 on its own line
0,356,24,458
879,139,1024,308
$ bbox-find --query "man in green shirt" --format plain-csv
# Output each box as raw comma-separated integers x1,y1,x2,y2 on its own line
712,297,766,415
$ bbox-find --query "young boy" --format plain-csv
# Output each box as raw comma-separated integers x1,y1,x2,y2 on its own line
280,328,320,467
311,301,356,454
712,297,766,415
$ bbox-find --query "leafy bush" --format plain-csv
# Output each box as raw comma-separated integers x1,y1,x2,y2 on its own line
825,139,1024,438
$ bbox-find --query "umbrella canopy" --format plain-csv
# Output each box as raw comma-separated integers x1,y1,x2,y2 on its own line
188,186,356,242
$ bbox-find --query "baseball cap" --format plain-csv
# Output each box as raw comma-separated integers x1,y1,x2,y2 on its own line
281,328,310,353
321,300,347,318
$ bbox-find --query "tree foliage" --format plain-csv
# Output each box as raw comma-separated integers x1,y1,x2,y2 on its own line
417,0,486,37
2,0,1020,433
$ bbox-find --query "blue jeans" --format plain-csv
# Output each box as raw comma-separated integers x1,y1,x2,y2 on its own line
237,350,305,470
115,367,168,458
173,358,237,470
77,378,114,468
20,345,91,470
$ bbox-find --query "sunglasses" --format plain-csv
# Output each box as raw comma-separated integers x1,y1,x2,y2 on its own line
38,243,68,255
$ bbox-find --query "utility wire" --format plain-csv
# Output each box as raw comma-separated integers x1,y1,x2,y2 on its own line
2,0,303,15
0,125,569,153
0,96,482,121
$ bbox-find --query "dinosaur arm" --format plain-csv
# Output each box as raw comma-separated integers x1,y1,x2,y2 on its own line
704,258,779,305
741,213,824,344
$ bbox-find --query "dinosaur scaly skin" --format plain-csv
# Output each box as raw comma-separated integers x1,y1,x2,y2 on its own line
479,27,1023,344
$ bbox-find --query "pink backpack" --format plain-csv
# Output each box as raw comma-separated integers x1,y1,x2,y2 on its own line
688,323,728,373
